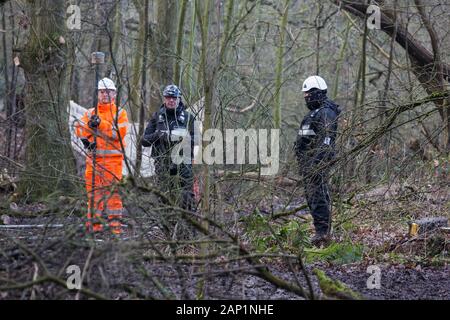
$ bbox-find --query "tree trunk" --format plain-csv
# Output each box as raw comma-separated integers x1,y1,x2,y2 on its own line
148,0,178,114
185,0,197,99
2,3,11,168
274,0,290,130
379,0,398,179
174,0,188,85
331,20,351,100
195,0,213,299
19,0,77,199
135,0,149,176
129,0,145,119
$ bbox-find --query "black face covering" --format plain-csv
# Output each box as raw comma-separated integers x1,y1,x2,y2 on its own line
305,89,327,110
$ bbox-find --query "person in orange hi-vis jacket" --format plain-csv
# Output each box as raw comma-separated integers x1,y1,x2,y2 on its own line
75,77,128,235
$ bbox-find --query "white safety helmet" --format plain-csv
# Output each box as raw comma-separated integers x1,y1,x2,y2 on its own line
302,75,327,92
98,77,117,91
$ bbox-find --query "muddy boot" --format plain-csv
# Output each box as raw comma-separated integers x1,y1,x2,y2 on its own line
311,232,331,247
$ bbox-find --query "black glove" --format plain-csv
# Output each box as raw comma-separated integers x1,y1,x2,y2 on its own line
88,115,101,129
156,130,169,142
80,138,96,151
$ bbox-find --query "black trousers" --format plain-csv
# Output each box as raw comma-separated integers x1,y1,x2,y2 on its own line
303,171,331,234
155,161,194,211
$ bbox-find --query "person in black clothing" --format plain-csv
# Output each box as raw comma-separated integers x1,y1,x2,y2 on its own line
142,84,197,211
294,75,341,247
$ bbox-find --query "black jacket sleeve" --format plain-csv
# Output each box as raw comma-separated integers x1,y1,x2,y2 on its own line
142,113,159,147
314,107,338,163
294,115,315,163
294,131,308,161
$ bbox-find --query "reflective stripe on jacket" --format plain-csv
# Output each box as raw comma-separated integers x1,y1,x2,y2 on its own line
75,102,128,157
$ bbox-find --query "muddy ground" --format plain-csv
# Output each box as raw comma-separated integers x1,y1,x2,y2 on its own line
0,164,448,300
0,204,448,300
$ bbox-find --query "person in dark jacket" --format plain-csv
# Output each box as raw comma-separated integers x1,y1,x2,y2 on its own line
142,84,196,211
294,75,341,247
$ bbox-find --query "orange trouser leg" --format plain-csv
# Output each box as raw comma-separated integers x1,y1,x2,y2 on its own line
85,156,124,234
86,158,104,232
103,188,123,234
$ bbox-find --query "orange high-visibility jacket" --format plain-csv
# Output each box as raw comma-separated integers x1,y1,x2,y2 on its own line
75,102,128,157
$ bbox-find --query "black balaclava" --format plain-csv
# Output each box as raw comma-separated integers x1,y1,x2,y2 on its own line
305,88,327,111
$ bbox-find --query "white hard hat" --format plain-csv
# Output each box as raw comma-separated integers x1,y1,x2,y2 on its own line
98,77,117,91
302,75,327,92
